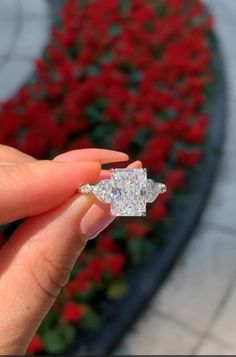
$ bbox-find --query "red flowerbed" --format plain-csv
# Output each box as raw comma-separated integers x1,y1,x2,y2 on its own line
0,0,215,353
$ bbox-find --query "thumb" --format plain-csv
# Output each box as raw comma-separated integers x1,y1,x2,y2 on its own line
0,193,96,354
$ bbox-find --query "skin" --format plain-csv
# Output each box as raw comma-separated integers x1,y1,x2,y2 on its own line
0,144,142,354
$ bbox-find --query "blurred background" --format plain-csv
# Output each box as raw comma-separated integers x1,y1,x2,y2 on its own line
120,1,236,354
0,0,235,355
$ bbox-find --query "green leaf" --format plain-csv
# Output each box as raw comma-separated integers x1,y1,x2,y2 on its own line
171,192,187,210
127,237,152,263
132,129,151,146
109,24,121,36
90,124,115,147
38,309,60,334
83,105,101,125
143,22,154,32
85,65,100,76
100,49,113,64
118,0,131,15
80,308,100,330
111,224,127,241
42,322,76,354
93,97,107,111
62,323,77,344
42,330,66,354
68,43,81,59
119,61,134,74
107,280,128,300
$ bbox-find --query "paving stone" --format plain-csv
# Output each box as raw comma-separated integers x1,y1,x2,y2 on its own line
203,156,236,230
154,226,236,332
12,17,50,59
224,90,236,154
0,15,16,58
0,0,18,17
220,0,236,19
210,280,236,347
203,0,236,25
195,337,236,355
121,1,235,354
0,59,34,100
121,313,198,355
19,0,50,17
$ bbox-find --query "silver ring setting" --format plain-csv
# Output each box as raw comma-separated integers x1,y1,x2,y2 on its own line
79,168,167,217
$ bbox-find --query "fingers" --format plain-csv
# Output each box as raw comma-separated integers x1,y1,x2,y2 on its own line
0,146,128,166
80,160,143,239
0,147,129,224
0,159,141,353
0,148,129,224
0,194,95,354
0,144,35,163
0,161,101,224
54,148,129,164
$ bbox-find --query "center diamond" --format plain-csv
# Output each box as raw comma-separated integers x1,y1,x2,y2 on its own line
110,168,147,216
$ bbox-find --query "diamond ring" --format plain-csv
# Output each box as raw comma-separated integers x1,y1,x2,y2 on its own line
79,168,167,217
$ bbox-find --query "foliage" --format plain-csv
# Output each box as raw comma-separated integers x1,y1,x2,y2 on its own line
0,0,215,353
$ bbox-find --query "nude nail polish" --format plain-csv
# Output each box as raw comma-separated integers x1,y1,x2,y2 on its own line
80,204,114,240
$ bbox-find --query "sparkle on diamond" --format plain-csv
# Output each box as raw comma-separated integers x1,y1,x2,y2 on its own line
93,180,112,203
110,168,147,216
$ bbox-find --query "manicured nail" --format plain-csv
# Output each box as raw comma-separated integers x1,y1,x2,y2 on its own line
54,149,129,164
98,161,142,180
80,203,114,240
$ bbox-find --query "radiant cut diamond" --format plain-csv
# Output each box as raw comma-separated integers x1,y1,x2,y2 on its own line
79,168,167,217
110,168,147,216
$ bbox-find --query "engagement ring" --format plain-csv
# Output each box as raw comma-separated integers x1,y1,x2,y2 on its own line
79,168,167,217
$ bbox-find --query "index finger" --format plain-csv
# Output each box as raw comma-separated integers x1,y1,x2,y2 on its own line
0,160,101,224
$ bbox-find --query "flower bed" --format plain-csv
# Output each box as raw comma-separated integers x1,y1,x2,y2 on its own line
0,0,220,354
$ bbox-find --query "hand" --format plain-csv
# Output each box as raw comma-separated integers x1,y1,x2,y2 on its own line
0,144,141,354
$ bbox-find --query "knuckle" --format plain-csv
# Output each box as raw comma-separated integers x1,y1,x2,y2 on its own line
28,252,72,300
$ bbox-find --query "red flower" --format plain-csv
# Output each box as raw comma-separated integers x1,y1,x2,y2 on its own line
62,302,86,323
176,149,202,167
112,127,136,150
125,221,150,237
166,169,185,189
148,203,168,221
66,136,93,151
87,258,105,283
105,253,125,277
183,123,205,144
96,235,118,252
27,335,43,354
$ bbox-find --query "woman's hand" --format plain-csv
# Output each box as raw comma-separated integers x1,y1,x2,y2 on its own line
0,144,141,354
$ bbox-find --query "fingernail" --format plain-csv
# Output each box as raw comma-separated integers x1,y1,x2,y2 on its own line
54,149,129,163
80,203,114,240
99,170,111,180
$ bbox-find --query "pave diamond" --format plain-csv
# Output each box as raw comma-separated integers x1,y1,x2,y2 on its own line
80,184,93,194
146,179,167,203
93,179,112,203
110,168,147,216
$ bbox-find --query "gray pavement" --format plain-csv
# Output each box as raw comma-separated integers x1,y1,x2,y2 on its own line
118,1,236,354
0,0,50,100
